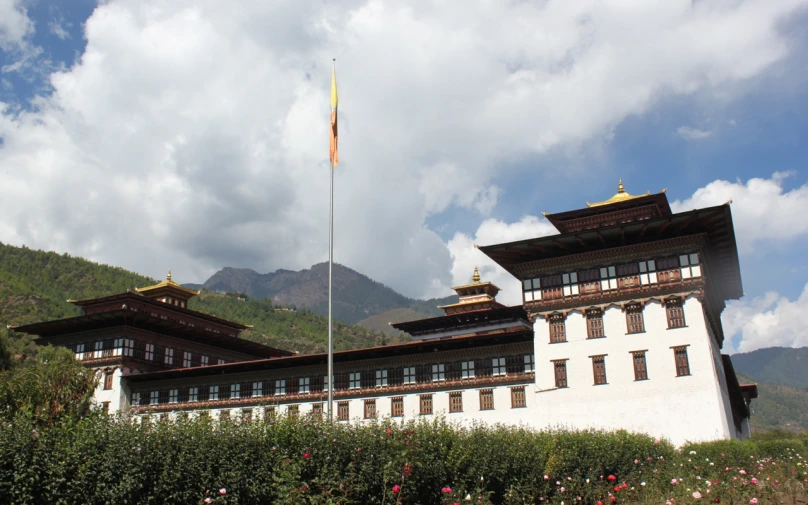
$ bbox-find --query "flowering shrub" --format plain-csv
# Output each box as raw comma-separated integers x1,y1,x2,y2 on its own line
0,413,805,505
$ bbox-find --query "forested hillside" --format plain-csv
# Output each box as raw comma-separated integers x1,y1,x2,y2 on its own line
732,346,808,389
0,242,400,355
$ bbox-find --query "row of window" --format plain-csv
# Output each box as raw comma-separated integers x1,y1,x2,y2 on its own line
131,355,535,406
551,346,691,388
74,339,227,368
549,297,686,344
523,253,702,302
145,388,529,422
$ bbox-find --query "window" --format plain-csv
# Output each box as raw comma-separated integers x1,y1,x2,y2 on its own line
189,387,199,402
461,360,475,379
524,354,535,373
124,338,134,357
364,399,376,419
673,346,690,376
403,366,416,384
75,343,85,360
511,386,526,408
449,391,463,413
432,364,445,381
103,372,114,390
94,341,104,359
337,401,349,421
679,253,702,279
183,351,192,368
549,314,566,343
131,392,141,406
389,397,405,417
275,379,286,396
479,389,494,410
626,303,645,333
252,382,263,397
349,372,361,390
217,358,226,365
209,385,219,401
299,377,310,394
145,343,154,361
522,276,544,302
666,298,686,328
592,355,607,385
375,369,388,387
169,389,178,403
586,309,605,339
230,383,241,399
150,391,159,405
242,409,252,422
311,403,323,420
164,347,174,365
632,351,648,381
419,394,433,415
492,357,506,376
264,406,276,420
101,401,110,412
540,274,564,300
287,405,299,419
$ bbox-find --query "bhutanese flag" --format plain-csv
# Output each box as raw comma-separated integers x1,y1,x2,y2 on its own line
329,63,339,168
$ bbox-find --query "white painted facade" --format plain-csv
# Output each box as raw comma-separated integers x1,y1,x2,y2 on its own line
531,294,737,446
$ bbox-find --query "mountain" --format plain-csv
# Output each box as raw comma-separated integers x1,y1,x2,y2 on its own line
731,347,808,389
0,242,399,355
736,373,808,433
202,264,456,328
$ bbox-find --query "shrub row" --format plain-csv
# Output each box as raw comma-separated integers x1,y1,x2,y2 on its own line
0,413,804,505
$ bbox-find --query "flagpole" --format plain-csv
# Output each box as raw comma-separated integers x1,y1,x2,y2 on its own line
327,58,336,423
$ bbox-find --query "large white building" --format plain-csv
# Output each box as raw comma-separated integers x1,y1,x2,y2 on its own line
14,182,757,446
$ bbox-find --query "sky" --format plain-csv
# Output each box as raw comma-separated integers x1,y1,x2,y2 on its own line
1,0,807,354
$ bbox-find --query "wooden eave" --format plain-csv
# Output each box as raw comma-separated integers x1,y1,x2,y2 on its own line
479,204,743,302
126,326,534,384
545,193,672,233
391,305,528,335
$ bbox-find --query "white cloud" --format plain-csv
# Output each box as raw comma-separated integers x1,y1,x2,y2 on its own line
0,0,33,51
444,216,557,304
0,0,806,299
671,172,808,252
48,21,70,41
723,284,808,353
677,126,712,140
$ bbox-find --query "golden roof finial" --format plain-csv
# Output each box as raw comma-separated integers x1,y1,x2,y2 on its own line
167,269,172,282
585,179,651,207
472,266,481,283
617,179,625,193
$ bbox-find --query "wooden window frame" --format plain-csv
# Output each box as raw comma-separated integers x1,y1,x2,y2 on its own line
432,363,446,382
419,394,433,415
553,360,568,388
449,391,463,413
479,389,494,411
375,369,388,387
364,399,376,419
586,308,605,339
523,354,535,373
673,346,691,377
510,386,526,408
391,396,404,417
492,357,506,376
103,371,114,390
625,303,645,334
666,297,686,329
403,366,416,384
549,313,567,343
337,401,349,421
632,351,648,381
311,403,323,420
264,406,276,421
287,405,299,419
591,355,607,385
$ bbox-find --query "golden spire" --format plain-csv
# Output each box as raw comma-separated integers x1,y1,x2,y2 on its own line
167,269,172,282
586,179,651,208
472,266,481,283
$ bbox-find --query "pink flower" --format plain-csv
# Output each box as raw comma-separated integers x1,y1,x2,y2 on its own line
219,488,226,495
441,487,452,494
634,459,639,464
609,497,616,503
204,499,212,504
693,492,702,499
654,438,661,445
544,475,550,480
303,453,310,460
750,478,758,485
392,485,401,494
607,475,617,482
671,479,678,485
749,499,758,505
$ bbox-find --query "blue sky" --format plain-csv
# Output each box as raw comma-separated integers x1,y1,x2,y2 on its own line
1,0,808,353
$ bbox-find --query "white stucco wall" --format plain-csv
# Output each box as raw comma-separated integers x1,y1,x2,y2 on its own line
532,296,734,446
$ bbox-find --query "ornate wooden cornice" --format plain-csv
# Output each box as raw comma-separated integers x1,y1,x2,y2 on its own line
130,372,536,414
513,235,708,278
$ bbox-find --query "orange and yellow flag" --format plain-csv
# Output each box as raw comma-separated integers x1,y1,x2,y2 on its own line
329,62,339,168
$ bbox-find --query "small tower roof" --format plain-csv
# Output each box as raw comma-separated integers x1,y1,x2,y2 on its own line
586,179,653,208
438,267,503,314
134,269,200,301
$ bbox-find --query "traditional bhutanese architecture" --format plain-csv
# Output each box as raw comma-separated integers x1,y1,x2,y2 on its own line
13,182,757,445
478,180,757,443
